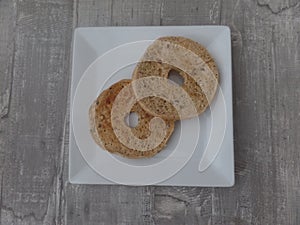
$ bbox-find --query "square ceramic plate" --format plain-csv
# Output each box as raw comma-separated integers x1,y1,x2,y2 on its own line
69,26,234,186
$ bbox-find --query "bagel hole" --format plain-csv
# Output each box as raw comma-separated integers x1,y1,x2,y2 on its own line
124,112,139,128
168,69,184,86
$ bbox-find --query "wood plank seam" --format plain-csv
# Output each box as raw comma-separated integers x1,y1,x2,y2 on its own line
0,0,17,119
54,113,68,225
159,0,164,25
110,0,114,26
0,171,3,223
74,0,79,28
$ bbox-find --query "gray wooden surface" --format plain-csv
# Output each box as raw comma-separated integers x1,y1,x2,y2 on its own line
0,0,299,224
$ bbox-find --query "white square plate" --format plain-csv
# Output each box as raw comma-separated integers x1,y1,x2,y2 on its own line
69,26,234,186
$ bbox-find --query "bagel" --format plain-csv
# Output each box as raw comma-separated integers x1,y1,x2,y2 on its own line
89,79,175,158
132,36,219,120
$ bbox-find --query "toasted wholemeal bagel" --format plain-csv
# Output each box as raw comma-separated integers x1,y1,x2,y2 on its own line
89,79,175,158
132,36,219,120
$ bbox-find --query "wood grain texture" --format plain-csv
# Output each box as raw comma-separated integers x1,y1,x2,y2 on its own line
212,0,300,225
0,0,73,224
0,0,299,224
0,0,17,223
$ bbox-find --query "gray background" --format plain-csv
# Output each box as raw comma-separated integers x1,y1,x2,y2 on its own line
0,0,299,224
